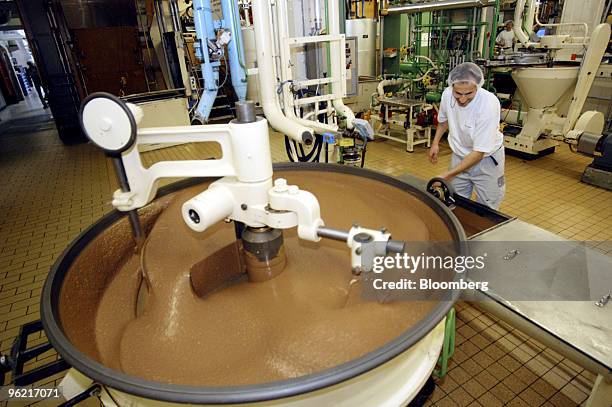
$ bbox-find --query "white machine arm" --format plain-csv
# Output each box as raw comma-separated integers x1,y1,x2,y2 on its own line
268,179,324,241
115,124,241,210
81,95,405,267
347,226,391,274
80,95,326,242
183,177,325,242
120,114,326,242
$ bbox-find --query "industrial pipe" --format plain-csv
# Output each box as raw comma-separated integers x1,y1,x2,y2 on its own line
534,3,588,41
478,6,487,56
514,0,589,48
382,0,495,15
328,0,356,129
251,0,314,144
413,55,438,69
377,78,406,97
193,0,219,122
513,0,541,48
275,0,339,134
221,0,248,101
524,0,536,39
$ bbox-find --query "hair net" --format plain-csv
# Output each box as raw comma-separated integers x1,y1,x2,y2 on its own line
504,20,514,26
446,62,485,88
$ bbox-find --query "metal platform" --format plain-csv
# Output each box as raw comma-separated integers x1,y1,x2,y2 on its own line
468,220,612,373
399,173,612,406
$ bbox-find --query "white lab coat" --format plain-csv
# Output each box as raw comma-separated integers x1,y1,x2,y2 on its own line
496,30,515,49
438,87,506,209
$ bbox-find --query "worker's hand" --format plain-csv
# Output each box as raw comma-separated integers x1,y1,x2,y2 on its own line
429,143,439,164
430,173,453,189
436,172,453,181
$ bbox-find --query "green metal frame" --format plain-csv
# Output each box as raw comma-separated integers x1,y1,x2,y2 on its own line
485,0,501,89
382,0,502,77
433,307,456,379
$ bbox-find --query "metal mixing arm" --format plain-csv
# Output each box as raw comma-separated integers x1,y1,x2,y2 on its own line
183,177,325,242
80,95,324,239
80,94,404,274
318,225,406,274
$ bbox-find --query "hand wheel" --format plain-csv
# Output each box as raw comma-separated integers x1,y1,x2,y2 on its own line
426,177,456,207
79,92,137,155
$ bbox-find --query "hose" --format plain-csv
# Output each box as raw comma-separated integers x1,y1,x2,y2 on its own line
284,134,324,162
284,87,329,162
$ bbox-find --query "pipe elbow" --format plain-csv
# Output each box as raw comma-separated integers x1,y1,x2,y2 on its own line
333,99,356,129
513,27,530,46
261,100,314,143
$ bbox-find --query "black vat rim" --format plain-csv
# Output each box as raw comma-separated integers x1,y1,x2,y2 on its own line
41,163,466,404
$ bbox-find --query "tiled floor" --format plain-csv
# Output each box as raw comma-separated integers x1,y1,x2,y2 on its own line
0,95,49,124
0,103,610,406
429,303,596,407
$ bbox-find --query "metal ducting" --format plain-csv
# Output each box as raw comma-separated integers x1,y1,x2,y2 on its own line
382,0,496,15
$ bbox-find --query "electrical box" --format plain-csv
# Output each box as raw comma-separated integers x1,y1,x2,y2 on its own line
345,36,358,97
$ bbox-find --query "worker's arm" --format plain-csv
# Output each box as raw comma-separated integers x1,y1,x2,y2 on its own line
428,121,448,164
438,151,485,180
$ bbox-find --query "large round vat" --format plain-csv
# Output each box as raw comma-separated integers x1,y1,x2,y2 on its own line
42,163,465,405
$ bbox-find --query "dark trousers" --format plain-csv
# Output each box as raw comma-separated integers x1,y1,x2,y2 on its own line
32,80,47,107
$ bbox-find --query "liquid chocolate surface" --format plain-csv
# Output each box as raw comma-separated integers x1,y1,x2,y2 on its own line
62,171,455,386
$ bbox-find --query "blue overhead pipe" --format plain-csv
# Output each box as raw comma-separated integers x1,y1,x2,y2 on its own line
193,0,247,122
220,0,247,101
193,0,218,122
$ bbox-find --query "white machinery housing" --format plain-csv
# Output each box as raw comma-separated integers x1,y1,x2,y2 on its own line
503,0,611,155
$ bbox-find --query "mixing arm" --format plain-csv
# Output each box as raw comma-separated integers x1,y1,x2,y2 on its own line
183,176,324,242
80,95,405,262
183,174,407,264
80,94,323,240
318,225,406,274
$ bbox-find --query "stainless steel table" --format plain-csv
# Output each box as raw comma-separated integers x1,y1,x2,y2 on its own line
398,173,612,406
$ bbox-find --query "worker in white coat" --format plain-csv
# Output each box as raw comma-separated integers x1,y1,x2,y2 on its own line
496,20,516,50
428,62,505,209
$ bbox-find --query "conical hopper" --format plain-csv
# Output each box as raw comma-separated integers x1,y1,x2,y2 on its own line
512,67,579,109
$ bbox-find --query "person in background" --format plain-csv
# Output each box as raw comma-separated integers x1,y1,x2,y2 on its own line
428,63,505,210
496,20,516,51
530,24,542,42
25,61,48,109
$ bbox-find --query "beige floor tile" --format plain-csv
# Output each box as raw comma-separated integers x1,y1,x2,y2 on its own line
518,387,546,406
560,382,589,405
549,390,580,407
543,369,571,391
489,382,515,404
